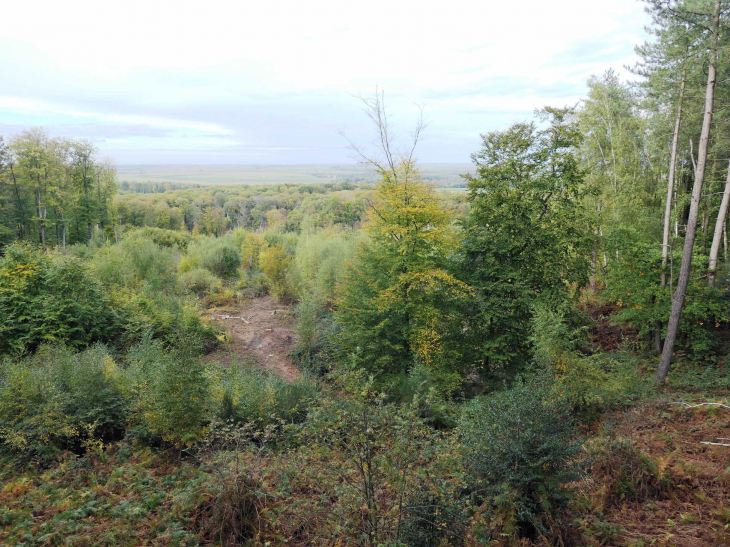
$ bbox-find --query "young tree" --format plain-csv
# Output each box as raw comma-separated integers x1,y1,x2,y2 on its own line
337,92,476,388
70,140,98,243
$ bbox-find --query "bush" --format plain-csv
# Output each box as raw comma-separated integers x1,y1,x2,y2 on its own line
113,290,219,352
460,376,583,542
183,238,241,279
587,435,668,509
237,270,269,297
126,227,191,250
233,231,265,271
297,382,466,546
0,243,119,354
121,234,179,291
291,292,339,376
0,345,127,460
179,268,223,297
530,305,648,416
126,340,211,448
213,363,317,428
259,243,297,302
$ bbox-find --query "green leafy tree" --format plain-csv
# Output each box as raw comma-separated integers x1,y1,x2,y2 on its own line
458,108,593,375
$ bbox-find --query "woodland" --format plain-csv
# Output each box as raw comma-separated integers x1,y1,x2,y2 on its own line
1,1,730,546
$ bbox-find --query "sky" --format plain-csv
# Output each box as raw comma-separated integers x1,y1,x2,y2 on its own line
0,0,652,165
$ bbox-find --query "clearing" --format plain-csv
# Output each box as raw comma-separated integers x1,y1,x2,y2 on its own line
205,295,301,381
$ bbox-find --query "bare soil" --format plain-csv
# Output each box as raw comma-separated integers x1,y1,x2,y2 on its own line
204,295,301,381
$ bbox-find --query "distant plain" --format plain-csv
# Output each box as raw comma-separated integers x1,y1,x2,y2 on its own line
116,163,473,188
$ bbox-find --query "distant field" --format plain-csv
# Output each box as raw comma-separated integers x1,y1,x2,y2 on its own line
116,164,473,187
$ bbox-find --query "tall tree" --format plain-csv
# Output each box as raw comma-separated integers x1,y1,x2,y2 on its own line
10,129,57,249
70,140,98,243
656,0,724,384
460,108,593,374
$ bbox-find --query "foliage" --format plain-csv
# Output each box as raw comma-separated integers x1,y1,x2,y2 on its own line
460,375,584,542
126,339,211,448
459,108,594,376
212,362,318,428
602,226,729,363
259,242,297,301
178,267,223,297
298,376,467,546
182,237,241,279
337,161,477,389
0,243,119,354
0,345,127,460
530,305,649,415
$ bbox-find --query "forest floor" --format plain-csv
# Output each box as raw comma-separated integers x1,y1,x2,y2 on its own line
592,400,730,546
204,295,301,381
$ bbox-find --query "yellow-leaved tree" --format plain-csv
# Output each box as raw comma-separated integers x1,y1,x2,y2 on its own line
336,93,477,392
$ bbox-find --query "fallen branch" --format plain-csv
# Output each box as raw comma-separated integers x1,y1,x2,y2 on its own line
214,314,250,324
700,441,730,447
669,401,730,410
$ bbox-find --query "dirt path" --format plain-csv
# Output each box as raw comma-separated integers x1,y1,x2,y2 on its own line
204,295,301,381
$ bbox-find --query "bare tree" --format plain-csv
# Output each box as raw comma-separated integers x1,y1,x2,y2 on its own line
339,88,425,187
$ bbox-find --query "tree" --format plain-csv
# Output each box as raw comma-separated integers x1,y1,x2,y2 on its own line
459,108,593,375
337,92,475,388
656,0,724,384
10,130,57,249
708,160,730,285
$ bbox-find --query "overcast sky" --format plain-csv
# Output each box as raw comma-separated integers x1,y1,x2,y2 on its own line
0,0,651,165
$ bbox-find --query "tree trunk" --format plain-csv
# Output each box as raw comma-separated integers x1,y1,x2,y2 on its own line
708,158,730,286
656,0,721,384
9,163,27,239
36,177,46,250
61,211,66,248
655,65,687,354
661,64,686,288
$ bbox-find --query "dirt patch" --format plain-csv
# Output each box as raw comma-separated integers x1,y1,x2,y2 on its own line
582,302,639,352
204,295,301,382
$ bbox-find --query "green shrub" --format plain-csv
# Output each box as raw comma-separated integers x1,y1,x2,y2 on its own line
460,376,583,542
298,382,466,546
529,305,648,416
0,345,127,460
0,243,119,354
260,243,297,301
587,435,668,507
126,340,211,448
122,236,179,291
113,290,219,352
238,270,269,297
184,238,241,279
125,227,191,250
179,268,223,297
213,362,317,427
292,292,339,376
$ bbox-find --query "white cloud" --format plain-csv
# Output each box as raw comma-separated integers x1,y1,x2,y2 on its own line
0,0,650,163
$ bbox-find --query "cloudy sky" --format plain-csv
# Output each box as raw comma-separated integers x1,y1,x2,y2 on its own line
0,0,650,165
